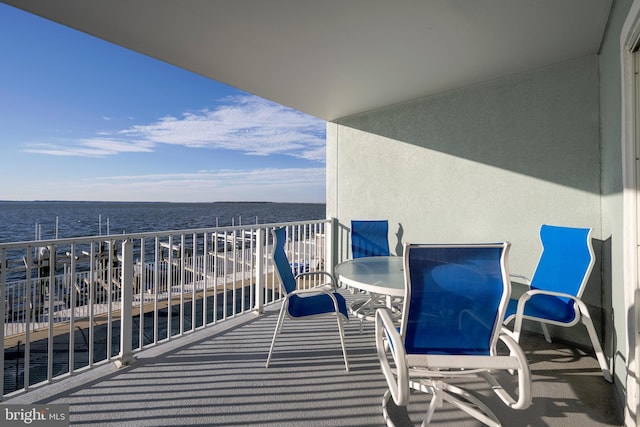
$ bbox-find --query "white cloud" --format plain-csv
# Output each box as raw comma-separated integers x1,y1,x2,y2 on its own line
23,95,326,161
122,95,325,160
23,139,154,157
81,138,154,153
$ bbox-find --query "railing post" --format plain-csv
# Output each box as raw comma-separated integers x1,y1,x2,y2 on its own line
326,218,338,278
254,228,265,314
116,238,135,368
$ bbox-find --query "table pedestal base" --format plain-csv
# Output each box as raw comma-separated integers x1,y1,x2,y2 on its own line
350,293,402,333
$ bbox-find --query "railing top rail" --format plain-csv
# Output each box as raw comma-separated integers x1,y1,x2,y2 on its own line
0,219,329,249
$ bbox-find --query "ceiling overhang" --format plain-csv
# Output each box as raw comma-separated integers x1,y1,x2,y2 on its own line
2,0,613,121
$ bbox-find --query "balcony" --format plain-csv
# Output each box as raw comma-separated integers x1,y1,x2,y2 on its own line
1,220,622,425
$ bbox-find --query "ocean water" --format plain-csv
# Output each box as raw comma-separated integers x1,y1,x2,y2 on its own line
0,201,326,243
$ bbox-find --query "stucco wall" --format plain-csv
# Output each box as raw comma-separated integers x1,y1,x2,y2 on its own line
327,55,604,345
599,0,634,397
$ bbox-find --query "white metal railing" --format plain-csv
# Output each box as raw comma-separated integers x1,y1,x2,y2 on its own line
1,219,342,399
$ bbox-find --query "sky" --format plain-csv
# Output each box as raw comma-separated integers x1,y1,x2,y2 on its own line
0,4,327,203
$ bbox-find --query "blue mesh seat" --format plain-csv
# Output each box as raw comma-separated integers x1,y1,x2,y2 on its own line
266,227,349,371
351,220,390,258
503,224,611,382
376,243,531,426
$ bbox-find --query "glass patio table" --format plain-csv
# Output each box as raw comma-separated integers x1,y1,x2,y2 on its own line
334,256,404,323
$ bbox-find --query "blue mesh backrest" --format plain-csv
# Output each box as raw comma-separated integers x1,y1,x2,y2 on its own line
272,227,297,294
351,220,390,258
403,244,508,356
530,225,593,298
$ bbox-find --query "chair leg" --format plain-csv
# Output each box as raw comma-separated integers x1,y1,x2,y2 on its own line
417,381,501,427
336,314,349,371
423,387,443,426
266,303,288,368
511,313,524,343
576,300,613,382
350,298,368,334
540,323,552,343
440,383,501,427
350,293,379,333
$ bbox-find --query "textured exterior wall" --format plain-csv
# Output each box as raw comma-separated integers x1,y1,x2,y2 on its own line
599,0,634,395
327,55,603,344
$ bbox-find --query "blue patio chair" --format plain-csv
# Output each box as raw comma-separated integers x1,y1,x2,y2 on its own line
351,219,390,258
349,220,396,330
376,243,531,426
266,227,350,371
503,224,612,382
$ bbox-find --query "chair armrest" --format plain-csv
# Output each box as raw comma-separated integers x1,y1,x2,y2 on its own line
295,270,337,288
514,288,582,318
375,308,410,406
517,288,579,302
492,333,532,410
508,288,582,341
403,334,531,411
288,286,335,297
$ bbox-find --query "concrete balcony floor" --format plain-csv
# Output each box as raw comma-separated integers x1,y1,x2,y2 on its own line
3,291,623,426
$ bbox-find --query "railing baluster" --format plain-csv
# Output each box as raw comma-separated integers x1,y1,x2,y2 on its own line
222,232,228,321
167,235,173,340
240,229,245,314
24,246,32,391
47,244,55,383
213,234,219,324
249,227,255,313
234,231,239,316
107,240,114,360
88,242,95,368
69,243,76,376
179,234,185,336
255,228,265,314
191,233,197,331
139,237,146,349
154,237,160,345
